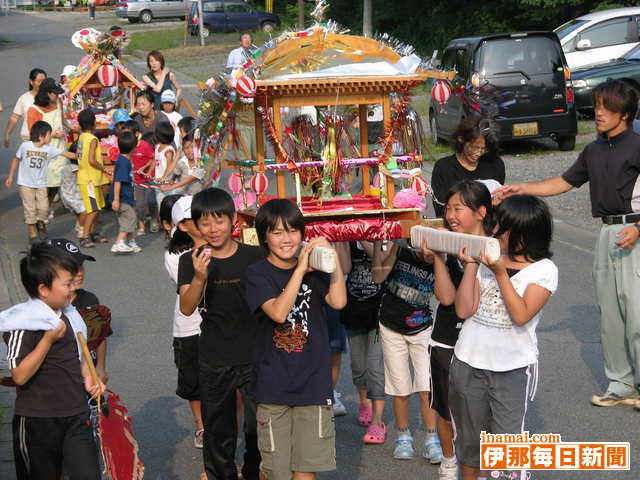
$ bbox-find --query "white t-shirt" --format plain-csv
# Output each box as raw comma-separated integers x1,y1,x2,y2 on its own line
165,250,202,338
15,141,63,188
454,259,558,372
226,47,248,68
163,111,183,148
13,91,35,140
154,144,175,180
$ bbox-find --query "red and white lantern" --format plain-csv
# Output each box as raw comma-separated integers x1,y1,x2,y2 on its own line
431,81,452,105
235,75,257,98
97,64,118,87
411,176,429,196
251,172,269,195
227,172,243,195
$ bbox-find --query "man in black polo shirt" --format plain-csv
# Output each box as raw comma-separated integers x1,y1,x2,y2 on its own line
498,79,640,408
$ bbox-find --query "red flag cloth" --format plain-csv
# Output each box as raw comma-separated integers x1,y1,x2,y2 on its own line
99,391,144,480
304,218,403,242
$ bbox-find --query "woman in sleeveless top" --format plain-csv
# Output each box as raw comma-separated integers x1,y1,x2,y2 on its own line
26,78,67,189
142,50,182,110
3,68,46,148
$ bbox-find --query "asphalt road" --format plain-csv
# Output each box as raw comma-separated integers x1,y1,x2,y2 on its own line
0,10,638,480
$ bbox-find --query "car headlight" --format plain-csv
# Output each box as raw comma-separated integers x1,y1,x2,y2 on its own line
571,79,588,88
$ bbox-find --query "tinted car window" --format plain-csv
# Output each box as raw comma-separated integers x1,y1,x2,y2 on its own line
581,18,631,48
440,49,456,70
554,19,588,41
440,48,467,77
478,36,563,76
204,1,223,12
225,3,250,13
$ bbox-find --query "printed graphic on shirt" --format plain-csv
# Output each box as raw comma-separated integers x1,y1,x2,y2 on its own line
473,275,517,331
347,259,381,300
24,149,48,170
386,258,434,328
273,283,312,353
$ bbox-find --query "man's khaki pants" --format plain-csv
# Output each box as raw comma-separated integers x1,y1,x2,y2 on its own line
594,224,640,397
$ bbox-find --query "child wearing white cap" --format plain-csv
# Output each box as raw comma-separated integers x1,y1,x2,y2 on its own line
159,194,206,450
160,90,183,149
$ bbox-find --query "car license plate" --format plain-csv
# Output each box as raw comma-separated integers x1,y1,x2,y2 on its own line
512,122,539,137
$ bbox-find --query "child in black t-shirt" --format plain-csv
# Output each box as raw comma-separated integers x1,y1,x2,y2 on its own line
0,243,103,480
177,187,263,480
372,240,442,463
245,199,347,480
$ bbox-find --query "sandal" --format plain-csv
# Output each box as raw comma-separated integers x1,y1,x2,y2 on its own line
359,403,373,426
90,231,108,244
79,237,96,248
363,422,386,444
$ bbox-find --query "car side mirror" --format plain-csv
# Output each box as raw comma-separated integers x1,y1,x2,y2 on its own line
576,38,592,50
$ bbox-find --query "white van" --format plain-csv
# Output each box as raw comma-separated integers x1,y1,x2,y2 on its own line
555,7,640,70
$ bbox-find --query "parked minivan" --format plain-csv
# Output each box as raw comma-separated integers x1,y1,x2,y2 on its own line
430,32,577,151
189,0,280,37
555,7,640,70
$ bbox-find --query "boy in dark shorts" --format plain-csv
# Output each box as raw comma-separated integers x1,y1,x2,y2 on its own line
245,199,347,480
177,187,263,480
0,243,104,480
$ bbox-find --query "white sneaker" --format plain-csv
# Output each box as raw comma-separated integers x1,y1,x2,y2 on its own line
333,391,347,417
128,240,142,253
438,457,458,479
111,242,134,254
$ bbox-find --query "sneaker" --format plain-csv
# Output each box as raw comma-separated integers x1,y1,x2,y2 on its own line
111,242,134,254
47,209,54,222
423,434,443,464
438,458,458,479
194,429,204,449
128,240,142,253
136,226,145,236
36,220,48,240
393,432,414,459
150,220,160,233
333,391,347,417
591,391,638,407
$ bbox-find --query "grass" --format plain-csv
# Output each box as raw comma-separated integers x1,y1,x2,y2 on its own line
577,120,596,136
126,28,186,53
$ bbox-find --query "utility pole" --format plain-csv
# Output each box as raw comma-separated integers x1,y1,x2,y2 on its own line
363,0,372,37
298,0,304,30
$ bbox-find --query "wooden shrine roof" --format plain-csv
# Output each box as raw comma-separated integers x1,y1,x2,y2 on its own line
255,70,455,97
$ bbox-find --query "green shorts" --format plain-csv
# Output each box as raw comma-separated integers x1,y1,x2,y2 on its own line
257,403,336,478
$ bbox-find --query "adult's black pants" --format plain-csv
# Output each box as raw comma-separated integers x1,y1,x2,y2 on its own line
200,363,260,480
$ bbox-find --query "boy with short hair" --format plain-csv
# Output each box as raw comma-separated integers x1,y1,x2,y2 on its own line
5,120,75,244
48,237,112,384
0,242,104,480
76,108,110,248
177,188,263,480
159,133,206,196
110,132,141,254
129,122,157,235
245,199,347,480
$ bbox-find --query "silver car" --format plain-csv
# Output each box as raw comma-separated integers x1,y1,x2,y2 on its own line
116,0,188,24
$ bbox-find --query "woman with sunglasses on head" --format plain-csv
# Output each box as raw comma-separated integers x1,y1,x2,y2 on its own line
431,116,505,217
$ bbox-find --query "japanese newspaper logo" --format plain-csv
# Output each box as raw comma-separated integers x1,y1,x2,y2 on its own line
480,431,630,471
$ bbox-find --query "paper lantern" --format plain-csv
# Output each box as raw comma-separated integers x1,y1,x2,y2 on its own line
251,172,269,195
431,81,451,105
227,172,243,195
97,64,118,87
411,176,429,196
235,75,257,98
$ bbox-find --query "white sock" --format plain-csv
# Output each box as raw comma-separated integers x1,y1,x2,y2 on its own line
442,455,456,466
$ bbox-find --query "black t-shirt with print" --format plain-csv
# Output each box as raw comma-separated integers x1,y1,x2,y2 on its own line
3,313,88,418
72,289,100,311
245,259,332,406
431,154,505,217
342,242,383,330
431,255,465,346
177,242,264,368
379,246,435,335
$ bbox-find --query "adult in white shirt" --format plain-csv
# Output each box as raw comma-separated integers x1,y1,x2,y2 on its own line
3,68,47,148
226,32,253,69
